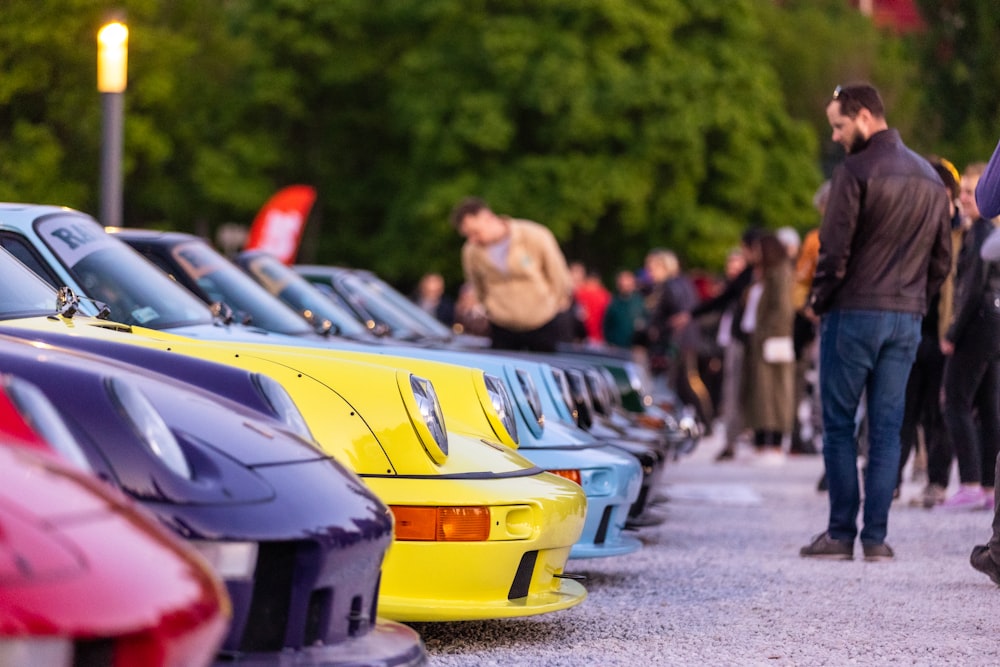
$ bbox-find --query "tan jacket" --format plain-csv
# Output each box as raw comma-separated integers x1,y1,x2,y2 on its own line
462,218,572,331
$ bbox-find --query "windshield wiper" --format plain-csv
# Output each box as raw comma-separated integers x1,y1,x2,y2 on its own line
54,286,112,320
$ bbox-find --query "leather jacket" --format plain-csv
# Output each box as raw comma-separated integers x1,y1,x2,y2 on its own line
947,216,1000,344
809,129,952,316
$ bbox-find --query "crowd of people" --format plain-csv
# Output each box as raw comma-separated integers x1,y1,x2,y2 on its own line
410,82,1000,581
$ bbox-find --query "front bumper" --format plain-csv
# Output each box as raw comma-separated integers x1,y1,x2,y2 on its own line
520,443,643,559
364,471,588,622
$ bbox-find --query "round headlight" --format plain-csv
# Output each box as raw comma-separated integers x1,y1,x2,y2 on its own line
551,367,577,422
405,374,448,462
515,369,543,427
598,366,623,408
585,369,611,416
566,369,593,430
252,372,314,442
107,377,192,479
3,375,92,472
483,372,519,445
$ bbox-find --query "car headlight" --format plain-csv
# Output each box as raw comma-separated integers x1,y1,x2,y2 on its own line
478,372,519,447
188,540,258,580
598,366,623,408
3,375,92,472
551,367,577,422
624,360,647,394
501,366,544,439
398,373,448,463
252,372,314,442
566,369,593,429
0,639,73,667
106,377,192,479
584,369,611,416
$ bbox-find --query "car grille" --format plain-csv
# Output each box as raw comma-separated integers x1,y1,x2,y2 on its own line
233,540,380,654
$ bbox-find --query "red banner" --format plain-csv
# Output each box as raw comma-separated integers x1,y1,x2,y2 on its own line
244,185,317,264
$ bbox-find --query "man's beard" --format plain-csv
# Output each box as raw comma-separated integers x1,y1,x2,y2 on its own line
847,133,869,154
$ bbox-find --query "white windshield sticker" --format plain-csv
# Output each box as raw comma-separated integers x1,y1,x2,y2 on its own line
131,306,159,324
36,216,118,267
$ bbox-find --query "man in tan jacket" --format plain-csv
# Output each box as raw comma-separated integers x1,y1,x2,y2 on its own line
450,197,572,352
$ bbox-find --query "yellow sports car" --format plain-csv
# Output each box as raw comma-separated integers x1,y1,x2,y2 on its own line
0,221,588,622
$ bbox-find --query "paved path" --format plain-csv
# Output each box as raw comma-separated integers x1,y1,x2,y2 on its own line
411,433,999,666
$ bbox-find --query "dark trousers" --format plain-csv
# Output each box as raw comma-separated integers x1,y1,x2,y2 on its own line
942,320,1000,488
489,316,564,353
898,334,951,489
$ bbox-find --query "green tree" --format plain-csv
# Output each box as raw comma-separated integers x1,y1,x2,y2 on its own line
236,0,822,288
912,0,1000,167
0,0,274,231
759,0,921,177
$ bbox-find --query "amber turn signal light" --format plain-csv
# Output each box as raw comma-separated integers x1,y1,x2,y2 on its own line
547,469,582,486
390,506,491,541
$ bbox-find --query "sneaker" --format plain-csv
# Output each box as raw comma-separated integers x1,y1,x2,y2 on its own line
936,486,990,512
983,490,996,511
862,542,894,562
909,484,947,509
800,532,853,560
970,545,1000,586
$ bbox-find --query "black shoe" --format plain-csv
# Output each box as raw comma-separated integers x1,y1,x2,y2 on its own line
862,542,894,562
714,447,734,462
800,532,853,560
970,545,1000,586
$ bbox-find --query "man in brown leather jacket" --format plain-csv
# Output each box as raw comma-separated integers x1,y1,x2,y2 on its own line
799,83,952,562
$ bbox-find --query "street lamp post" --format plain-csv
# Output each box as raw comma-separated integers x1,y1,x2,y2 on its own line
97,20,128,229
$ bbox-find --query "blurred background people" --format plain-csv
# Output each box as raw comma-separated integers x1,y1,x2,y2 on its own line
412,271,455,327
739,232,796,465
898,157,961,507
937,162,1000,512
570,261,611,345
788,182,830,457
644,248,714,433
603,268,648,351
689,230,759,460
452,281,490,337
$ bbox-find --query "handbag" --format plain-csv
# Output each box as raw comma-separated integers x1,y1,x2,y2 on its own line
762,336,795,363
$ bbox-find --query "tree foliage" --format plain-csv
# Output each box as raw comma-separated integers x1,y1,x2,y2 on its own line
18,1,984,292
912,0,1000,167
233,0,821,286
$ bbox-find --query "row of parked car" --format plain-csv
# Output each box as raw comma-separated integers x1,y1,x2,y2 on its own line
0,203,701,666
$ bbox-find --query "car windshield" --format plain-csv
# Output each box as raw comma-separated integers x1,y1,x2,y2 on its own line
35,215,213,329
344,272,455,340
238,253,370,337
0,247,63,319
336,272,430,341
170,241,316,337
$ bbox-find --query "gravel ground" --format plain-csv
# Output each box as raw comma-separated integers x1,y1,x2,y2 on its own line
409,432,1000,666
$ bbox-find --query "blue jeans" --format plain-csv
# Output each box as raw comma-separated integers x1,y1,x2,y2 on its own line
819,310,921,545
